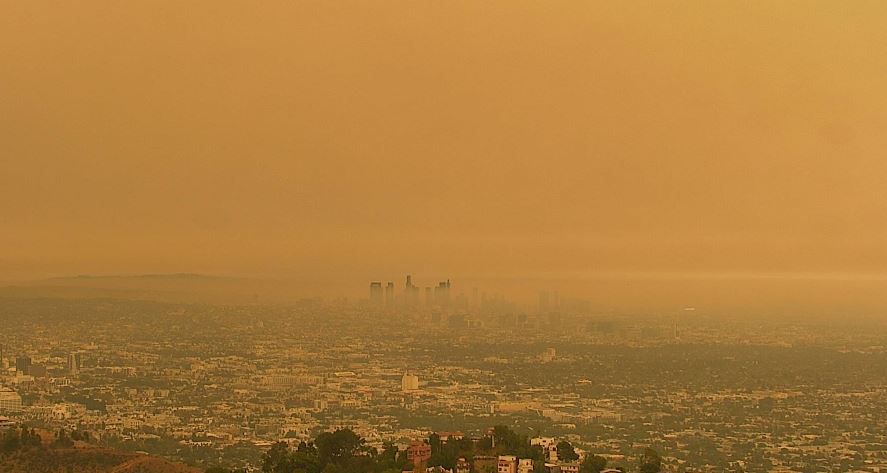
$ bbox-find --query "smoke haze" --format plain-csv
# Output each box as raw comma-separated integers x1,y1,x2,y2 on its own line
2,1,886,310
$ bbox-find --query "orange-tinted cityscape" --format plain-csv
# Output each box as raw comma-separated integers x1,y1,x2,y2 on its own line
1,2,885,473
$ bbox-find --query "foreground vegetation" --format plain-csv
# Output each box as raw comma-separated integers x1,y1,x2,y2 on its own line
206,425,661,473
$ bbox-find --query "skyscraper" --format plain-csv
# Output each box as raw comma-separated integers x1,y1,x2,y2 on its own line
369,282,383,304
404,274,420,305
538,291,550,313
67,352,82,375
385,282,394,305
15,356,31,375
434,280,451,306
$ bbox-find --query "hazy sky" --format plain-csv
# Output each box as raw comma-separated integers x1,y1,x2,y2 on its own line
2,1,886,287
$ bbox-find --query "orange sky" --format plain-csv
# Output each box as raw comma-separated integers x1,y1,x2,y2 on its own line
2,1,886,289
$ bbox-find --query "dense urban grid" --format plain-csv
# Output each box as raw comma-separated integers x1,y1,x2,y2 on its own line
0,276,885,472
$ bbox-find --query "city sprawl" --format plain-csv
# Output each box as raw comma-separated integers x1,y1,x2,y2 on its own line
0,280,885,472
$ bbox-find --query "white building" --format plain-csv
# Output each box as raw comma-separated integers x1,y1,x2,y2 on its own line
0,387,22,412
531,437,558,461
540,347,556,362
498,455,517,473
67,352,81,375
402,373,419,392
518,458,534,473
559,463,580,473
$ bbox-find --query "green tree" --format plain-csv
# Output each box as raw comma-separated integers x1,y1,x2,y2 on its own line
556,440,579,462
19,427,33,447
378,442,407,471
428,432,444,466
2,427,21,452
53,429,74,448
581,454,608,473
29,428,41,446
639,448,662,473
315,429,363,467
262,442,294,473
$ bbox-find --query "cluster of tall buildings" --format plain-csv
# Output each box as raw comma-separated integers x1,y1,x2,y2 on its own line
0,348,82,378
538,290,561,313
370,275,452,307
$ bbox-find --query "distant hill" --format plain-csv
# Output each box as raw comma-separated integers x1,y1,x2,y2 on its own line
46,273,230,281
0,272,345,305
0,446,201,473
0,273,262,304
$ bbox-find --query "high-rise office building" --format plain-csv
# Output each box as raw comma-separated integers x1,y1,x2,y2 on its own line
539,290,562,312
369,282,383,304
404,274,420,305
385,282,394,305
67,352,82,375
15,356,31,375
434,280,451,306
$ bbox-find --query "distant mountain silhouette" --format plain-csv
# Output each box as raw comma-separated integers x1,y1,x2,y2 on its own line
0,272,334,305
0,273,260,304
46,273,236,281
